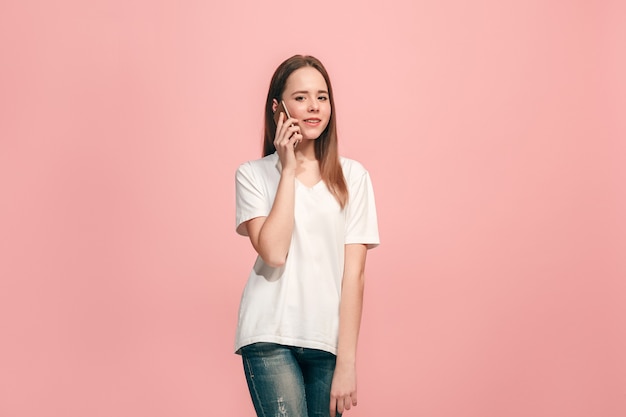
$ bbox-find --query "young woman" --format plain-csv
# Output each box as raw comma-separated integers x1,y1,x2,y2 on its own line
234,55,380,417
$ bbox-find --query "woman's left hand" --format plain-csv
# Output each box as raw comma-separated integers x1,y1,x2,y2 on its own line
329,363,357,417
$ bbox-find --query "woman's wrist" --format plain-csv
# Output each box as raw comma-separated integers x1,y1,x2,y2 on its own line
335,353,356,368
280,167,297,177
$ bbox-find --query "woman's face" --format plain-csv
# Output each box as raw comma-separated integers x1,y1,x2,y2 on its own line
275,67,331,141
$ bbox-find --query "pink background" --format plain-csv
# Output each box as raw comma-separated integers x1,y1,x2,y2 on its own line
1,1,625,416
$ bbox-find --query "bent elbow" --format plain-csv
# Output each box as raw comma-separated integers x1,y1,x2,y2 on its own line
262,254,287,268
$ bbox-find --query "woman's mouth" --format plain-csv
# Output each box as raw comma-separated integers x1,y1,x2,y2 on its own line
303,118,322,126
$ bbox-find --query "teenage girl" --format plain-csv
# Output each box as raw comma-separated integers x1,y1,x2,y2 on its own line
235,54,380,417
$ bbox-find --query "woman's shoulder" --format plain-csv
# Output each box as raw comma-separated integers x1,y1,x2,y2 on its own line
339,156,369,179
237,152,279,174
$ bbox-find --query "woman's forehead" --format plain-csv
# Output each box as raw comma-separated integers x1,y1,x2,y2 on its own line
284,67,327,92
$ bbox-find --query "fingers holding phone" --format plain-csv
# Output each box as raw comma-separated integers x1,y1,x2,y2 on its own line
276,113,302,149
274,100,301,149
273,101,301,170
274,113,301,168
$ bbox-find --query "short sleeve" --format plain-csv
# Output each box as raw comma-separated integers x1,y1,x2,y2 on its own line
235,163,270,236
345,171,380,248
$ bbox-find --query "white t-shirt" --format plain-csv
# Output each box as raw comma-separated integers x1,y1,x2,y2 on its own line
234,152,380,355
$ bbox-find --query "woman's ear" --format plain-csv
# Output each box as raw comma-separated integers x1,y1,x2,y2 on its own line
271,99,279,113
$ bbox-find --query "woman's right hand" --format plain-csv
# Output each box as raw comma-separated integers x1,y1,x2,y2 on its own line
274,112,301,172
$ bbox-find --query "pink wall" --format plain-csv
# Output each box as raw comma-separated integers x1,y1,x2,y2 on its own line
1,1,624,416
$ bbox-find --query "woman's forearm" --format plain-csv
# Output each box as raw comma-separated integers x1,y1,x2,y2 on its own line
336,244,367,365
254,169,296,267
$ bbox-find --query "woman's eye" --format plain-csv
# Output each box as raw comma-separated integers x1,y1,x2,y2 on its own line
318,96,328,101
295,96,305,101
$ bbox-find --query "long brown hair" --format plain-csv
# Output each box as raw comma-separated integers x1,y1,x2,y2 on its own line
263,55,348,209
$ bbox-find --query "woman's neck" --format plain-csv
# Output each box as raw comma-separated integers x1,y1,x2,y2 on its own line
294,140,317,162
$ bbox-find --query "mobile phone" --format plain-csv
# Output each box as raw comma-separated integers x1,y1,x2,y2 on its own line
273,100,292,125
273,100,300,147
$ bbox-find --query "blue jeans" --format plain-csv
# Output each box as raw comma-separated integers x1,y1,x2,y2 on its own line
241,343,340,417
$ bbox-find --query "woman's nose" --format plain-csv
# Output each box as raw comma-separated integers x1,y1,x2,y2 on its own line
308,100,320,111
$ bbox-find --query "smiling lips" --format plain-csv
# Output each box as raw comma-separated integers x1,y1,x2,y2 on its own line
303,118,322,125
